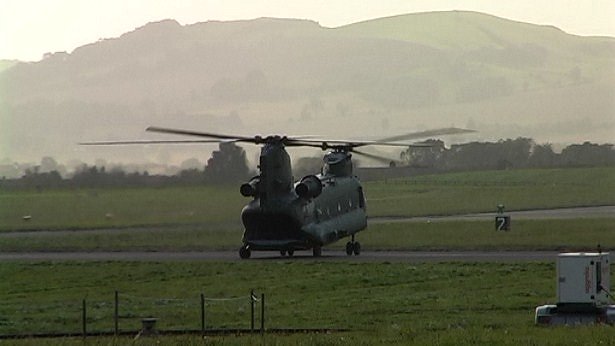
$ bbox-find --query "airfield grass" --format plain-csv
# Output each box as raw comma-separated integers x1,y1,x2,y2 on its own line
0,185,244,232
2,260,615,345
1,167,614,233
2,167,615,344
1,167,613,252
0,218,613,252
363,167,615,217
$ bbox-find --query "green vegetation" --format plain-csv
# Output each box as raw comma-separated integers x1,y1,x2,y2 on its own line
1,219,612,252
2,167,614,233
364,219,614,251
2,167,615,344
339,11,585,51
0,185,244,231
364,167,615,217
2,260,615,345
1,167,613,252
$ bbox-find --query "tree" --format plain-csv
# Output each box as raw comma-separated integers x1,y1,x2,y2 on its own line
561,142,615,166
204,143,250,184
400,139,445,168
529,143,558,168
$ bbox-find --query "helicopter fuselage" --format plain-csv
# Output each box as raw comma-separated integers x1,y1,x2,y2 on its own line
239,141,367,256
241,174,367,252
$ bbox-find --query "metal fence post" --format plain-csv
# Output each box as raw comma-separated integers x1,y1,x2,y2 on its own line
250,289,255,332
201,293,205,335
260,293,265,335
114,290,119,336
82,298,87,339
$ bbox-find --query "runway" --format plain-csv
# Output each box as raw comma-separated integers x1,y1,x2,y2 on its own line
0,250,566,262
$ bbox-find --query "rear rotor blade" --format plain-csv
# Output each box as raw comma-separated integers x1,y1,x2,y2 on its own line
379,127,476,142
312,139,433,149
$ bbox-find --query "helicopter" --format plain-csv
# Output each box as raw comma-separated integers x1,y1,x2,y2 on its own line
83,126,474,259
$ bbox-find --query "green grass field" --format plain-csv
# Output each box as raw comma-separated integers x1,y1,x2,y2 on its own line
0,185,245,231
1,218,613,252
364,167,615,217
2,261,615,345
2,167,614,232
2,167,615,344
1,167,613,252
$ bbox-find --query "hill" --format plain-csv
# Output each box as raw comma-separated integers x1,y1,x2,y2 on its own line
0,60,17,72
1,11,613,165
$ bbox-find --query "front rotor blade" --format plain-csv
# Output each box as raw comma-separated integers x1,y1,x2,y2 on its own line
80,139,223,146
379,127,476,142
146,126,255,142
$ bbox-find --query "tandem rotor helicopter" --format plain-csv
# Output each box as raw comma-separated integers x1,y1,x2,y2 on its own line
83,126,473,259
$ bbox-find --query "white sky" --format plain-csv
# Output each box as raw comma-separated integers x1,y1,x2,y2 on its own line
1,0,614,62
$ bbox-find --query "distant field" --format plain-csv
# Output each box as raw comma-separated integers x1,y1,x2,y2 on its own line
2,167,614,232
0,185,245,231
2,260,615,345
364,167,615,217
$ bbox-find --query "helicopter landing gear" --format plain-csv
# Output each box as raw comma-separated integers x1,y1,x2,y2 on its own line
345,235,361,256
345,242,353,256
239,245,251,259
280,249,294,257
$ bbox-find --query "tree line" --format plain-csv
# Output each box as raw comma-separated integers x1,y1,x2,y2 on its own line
1,143,253,190
401,138,615,171
1,139,613,190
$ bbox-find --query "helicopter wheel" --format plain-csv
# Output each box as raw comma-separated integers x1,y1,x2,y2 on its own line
313,246,322,257
353,241,361,255
345,242,353,256
239,245,251,259
280,250,286,257
287,249,295,257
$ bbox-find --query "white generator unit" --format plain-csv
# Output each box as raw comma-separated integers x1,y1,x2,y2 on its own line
557,252,610,308
536,252,615,326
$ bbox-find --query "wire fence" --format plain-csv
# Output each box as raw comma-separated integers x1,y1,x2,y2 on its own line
0,290,265,338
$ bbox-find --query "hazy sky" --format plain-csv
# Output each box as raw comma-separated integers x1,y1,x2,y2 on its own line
2,0,614,62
